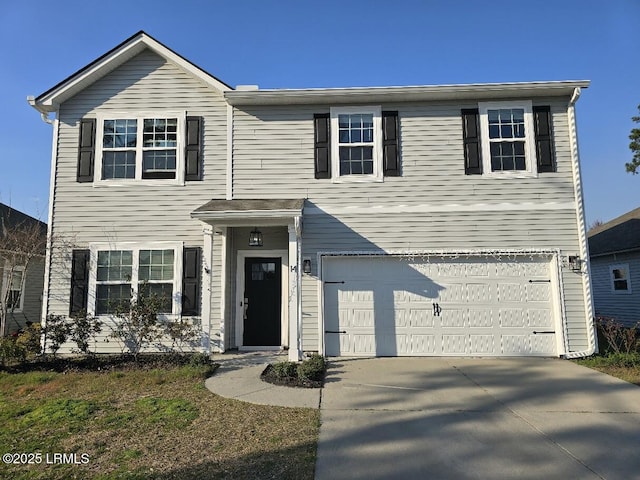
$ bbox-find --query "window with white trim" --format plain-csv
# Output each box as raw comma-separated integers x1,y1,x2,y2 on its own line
331,106,383,181
90,243,182,316
609,264,632,294
4,266,25,312
96,114,183,182
478,101,537,176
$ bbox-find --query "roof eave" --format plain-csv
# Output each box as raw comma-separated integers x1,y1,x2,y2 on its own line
224,80,591,106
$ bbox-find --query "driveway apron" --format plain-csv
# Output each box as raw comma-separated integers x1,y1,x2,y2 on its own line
315,357,640,480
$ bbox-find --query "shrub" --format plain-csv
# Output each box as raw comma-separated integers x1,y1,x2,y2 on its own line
43,314,71,356
596,317,639,354
111,290,164,361
188,352,212,367
271,361,298,379
0,335,26,365
15,323,42,357
297,354,326,381
69,312,102,355
165,320,200,352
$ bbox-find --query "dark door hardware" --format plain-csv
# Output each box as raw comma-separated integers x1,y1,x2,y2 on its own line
324,281,345,284
433,303,442,316
325,330,347,334
528,280,551,283
533,331,555,334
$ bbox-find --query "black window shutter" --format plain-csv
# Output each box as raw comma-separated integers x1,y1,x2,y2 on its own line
462,109,482,175
70,249,90,315
314,113,331,179
382,111,400,176
182,247,201,316
185,116,202,181
77,119,96,182
533,106,555,173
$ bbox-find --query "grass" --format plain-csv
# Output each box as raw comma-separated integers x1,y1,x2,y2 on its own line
0,361,319,480
574,352,640,386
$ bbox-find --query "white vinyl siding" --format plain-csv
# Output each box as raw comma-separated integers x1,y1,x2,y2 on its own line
46,49,225,352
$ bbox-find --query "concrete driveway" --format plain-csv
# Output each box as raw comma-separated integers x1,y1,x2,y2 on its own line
315,357,640,480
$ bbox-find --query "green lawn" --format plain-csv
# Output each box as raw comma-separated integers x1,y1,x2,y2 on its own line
0,362,319,479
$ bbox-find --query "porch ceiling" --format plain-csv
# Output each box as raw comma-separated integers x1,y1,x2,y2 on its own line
191,199,304,226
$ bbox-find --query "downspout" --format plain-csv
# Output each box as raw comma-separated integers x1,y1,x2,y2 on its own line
27,96,56,347
565,87,597,358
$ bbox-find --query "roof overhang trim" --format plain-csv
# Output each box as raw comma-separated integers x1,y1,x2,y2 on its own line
224,81,591,106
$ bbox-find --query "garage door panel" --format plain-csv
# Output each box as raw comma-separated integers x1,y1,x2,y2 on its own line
324,255,557,357
470,335,495,354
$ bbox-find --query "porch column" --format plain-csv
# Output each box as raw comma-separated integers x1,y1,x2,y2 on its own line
202,225,214,354
288,217,302,361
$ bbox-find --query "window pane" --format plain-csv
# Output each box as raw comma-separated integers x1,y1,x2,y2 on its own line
139,283,173,313
103,119,136,148
103,151,136,179
139,249,174,281
96,284,131,314
142,150,177,179
97,250,132,281
490,141,527,171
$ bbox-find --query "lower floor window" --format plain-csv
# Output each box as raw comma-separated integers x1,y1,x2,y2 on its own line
92,245,179,315
610,264,631,293
5,268,24,311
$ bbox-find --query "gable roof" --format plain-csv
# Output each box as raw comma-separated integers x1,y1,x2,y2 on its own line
588,207,640,257
30,30,232,114
0,203,47,238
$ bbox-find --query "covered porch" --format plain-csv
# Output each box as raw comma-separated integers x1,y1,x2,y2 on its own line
191,199,304,361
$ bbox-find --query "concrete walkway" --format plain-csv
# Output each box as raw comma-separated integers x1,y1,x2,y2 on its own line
316,357,640,480
204,351,320,408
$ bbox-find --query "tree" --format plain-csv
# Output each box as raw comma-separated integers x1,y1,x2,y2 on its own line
625,104,640,174
0,206,47,337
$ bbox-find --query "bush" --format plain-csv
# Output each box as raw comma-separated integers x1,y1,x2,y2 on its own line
188,352,212,367
297,354,326,381
43,315,71,356
596,317,639,354
0,335,26,365
15,323,42,357
271,361,298,379
69,312,102,355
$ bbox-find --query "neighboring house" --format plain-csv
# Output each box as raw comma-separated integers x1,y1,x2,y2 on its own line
29,31,596,360
0,203,47,335
588,207,640,327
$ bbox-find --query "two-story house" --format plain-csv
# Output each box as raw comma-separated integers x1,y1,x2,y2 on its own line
29,31,596,360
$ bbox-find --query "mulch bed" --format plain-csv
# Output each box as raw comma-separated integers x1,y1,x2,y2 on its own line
260,364,324,389
0,353,215,374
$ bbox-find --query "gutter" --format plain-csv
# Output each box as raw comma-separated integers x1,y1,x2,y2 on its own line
565,86,597,358
27,96,53,124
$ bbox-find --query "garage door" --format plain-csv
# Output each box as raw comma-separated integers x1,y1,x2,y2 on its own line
323,255,558,357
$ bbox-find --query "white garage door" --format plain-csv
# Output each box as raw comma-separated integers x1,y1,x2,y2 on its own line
323,255,559,357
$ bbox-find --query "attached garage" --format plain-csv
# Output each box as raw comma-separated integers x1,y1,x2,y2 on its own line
322,254,565,357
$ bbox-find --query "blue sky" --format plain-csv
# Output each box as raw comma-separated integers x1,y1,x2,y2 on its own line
1,0,638,225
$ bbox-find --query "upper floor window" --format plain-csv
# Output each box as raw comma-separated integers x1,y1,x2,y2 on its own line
478,101,536,176
97,115,181,182
330,106,383,182
610,264,632,294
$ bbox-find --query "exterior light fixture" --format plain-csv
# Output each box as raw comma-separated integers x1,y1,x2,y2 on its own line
568,255,581,272
249,228,263,247
302,258,312,274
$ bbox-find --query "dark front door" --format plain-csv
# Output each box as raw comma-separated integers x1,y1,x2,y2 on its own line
243,257,282,346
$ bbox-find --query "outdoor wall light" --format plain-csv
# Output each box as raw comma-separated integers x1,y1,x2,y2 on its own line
568,255,582,271
302,258,312,274
249,228,263,247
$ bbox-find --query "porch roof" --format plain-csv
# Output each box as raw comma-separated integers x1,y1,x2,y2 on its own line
191,199,304,226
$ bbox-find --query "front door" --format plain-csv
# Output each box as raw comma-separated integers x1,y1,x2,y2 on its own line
243,257,282,346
